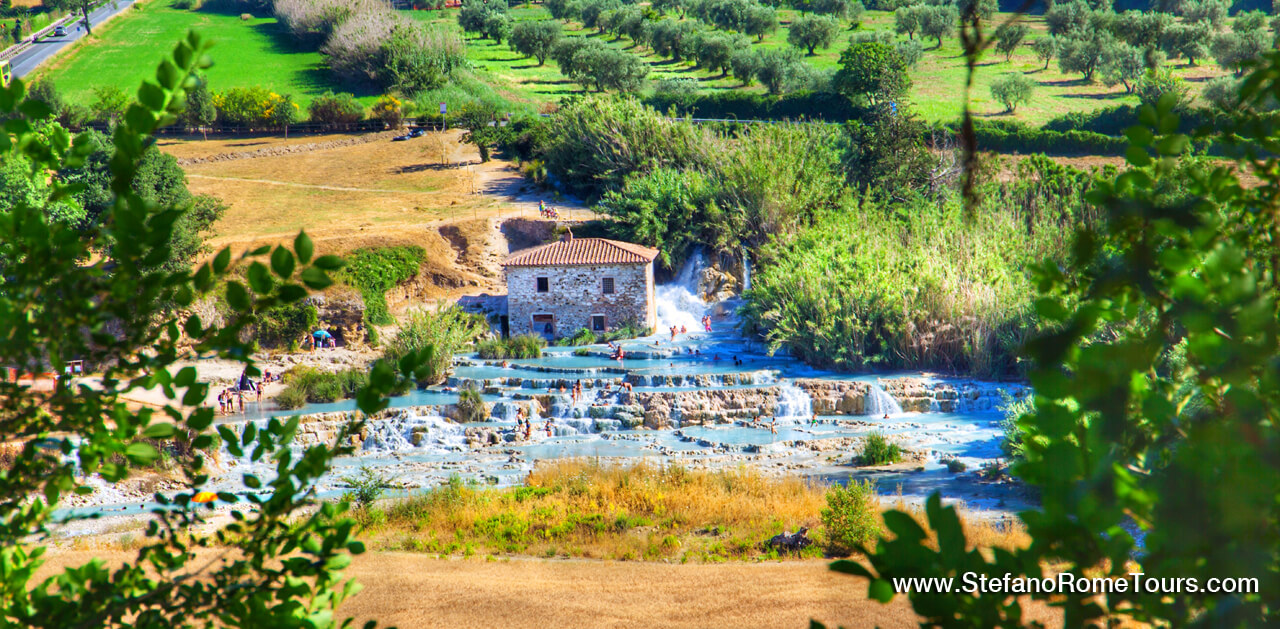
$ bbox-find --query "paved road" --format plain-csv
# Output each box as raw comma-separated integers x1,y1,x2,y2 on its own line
8,0,136,79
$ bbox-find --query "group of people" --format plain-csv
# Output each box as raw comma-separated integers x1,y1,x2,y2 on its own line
668,325,688,341
217,385,260,415
537,200,560,219
215,369,278,415
306,329,338,351
513,406,554,439
701,315,713,333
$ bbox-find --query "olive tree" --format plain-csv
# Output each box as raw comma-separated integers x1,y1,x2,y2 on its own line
1031,35,1058,69
787,14,839,55
989,72,1034,112
919,4,957,49
510,20,562,65
993,22,1028,62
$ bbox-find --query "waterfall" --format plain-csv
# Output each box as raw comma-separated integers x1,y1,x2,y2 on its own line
741,251,752,292
655,252,709,331
775,384,812,421
362,413,466,452
866,383,903,417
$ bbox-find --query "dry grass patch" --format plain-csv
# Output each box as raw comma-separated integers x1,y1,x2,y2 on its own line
357,460,1029,564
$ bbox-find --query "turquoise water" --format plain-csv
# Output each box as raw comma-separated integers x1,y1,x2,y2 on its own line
67,257,1027,518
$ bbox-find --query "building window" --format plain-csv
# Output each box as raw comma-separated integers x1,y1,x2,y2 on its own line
536,277,549,293
602,277,615,294
591,315,606,332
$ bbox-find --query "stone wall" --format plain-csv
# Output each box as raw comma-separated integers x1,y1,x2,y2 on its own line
506,262,655,338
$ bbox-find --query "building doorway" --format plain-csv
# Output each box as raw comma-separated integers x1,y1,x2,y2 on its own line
532,314,555,339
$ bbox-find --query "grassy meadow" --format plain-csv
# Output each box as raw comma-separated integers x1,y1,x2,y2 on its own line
33,0,375,107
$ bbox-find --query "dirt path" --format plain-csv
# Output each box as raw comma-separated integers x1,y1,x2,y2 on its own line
187,173,458,195
35,550,1064,628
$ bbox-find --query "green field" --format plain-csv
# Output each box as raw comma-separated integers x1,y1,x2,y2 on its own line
34,0,376,107
37,0,1231,126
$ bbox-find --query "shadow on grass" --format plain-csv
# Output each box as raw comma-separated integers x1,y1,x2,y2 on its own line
395,163,469,174
1059,90,1128,100
241,20,381,100
1039,77,1092,87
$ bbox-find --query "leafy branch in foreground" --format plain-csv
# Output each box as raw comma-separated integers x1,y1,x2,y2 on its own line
0,32,430,628
829,58,1280,627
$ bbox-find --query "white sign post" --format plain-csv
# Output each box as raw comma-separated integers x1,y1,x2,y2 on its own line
440,102,447,131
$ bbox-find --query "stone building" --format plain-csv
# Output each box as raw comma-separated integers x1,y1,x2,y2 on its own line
503,236,658,339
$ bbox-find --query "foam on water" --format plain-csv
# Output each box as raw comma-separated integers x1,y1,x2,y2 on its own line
867,383,904,417
362,413,466,453
775,384,812,422
655,253,709,332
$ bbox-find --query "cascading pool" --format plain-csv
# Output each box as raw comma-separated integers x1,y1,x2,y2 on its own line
67,253,1032,518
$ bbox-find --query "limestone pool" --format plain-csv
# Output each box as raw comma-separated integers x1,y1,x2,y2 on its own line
63,256,1032,521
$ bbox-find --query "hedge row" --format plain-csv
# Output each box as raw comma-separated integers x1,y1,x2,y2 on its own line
643,91,862,122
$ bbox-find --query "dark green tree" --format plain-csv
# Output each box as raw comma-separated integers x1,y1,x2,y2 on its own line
181,76,217,139
832,40,910,107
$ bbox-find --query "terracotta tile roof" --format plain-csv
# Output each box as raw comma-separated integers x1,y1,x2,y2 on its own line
503,238,659,267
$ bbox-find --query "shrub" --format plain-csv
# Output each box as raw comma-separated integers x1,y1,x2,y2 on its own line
274,0,381,42
945,459,967,473
279,366,370,406
309,91,365,128
653,77,699,98
959,119,1127,155
370,94,404,128
989,72,1034,113
325,12,465,92
274,385,309,410
1135,68,1189,110
998,393,1034,462
478,333,546,359
541,95,707,196
455,383,488,422
90,85,129,126
644,90,859,121
341,465,395,509
214,86,293,127
384,307,488,384
860,432,901,466
556,327,599,347
335,246,426,326
252,299,318,348
820,480,879,554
